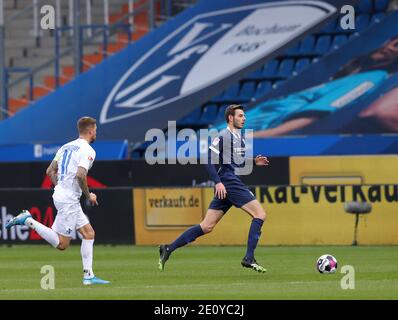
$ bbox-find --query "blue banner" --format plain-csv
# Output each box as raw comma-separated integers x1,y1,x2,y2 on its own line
0,140,128,162
0,0,345,145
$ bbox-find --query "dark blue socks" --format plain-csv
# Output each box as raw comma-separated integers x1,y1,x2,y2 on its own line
245,218,264,260
169,224,205,252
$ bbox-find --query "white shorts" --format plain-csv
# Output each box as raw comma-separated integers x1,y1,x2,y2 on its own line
52,201,90,237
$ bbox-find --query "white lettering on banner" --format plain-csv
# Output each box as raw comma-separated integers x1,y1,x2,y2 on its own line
100,1,336,124
0,206,30,240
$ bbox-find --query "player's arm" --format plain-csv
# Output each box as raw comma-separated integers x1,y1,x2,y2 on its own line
207,136,227,199
76,166,98,206
46,160,59,186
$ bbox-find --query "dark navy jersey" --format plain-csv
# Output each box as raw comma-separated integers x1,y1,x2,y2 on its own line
208,127,247,181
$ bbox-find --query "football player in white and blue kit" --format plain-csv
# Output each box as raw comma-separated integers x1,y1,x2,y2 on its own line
6,117,109,285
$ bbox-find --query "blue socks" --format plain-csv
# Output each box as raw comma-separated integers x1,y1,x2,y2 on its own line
245,218,264,260
169,224,205,252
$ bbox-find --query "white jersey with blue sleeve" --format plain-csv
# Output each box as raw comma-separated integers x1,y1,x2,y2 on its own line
52,138,96,204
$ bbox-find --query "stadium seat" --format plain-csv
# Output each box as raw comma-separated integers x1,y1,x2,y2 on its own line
261,60,279,77
314,35,332,54
320,19,337,33
211,90,226,103
247,68,264,79
286,42,300,55
178,107,202,126
299,36,315,54
277,59,295,77
216,105,228,122
355,14,370,31
374,0,389,12
356,0,372,13
370,13,385,25
201,104,218,124
294,58,311,73
239,82,257,101
223,83,241,100
273,80,285,89
255,81,272,98
332,35,348,49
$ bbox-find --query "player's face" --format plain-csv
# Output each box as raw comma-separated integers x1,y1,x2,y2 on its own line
371,38,398,61
89,125,97,143
233,109,246,129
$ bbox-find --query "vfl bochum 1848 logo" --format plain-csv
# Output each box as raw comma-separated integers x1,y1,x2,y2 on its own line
100,1,335,124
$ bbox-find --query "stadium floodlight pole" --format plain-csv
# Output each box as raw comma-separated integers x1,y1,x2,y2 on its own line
0,0,5,120
73,0,82,76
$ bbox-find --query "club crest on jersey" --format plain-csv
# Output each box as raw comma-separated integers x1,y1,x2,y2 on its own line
100,1,335,125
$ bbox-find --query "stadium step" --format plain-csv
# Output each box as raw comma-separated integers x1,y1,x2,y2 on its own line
62,65,91,78
117,30,148,43
29,86,53,100
101,42,128,54
43,75,72,89
7,98,30,114
82,53,104,67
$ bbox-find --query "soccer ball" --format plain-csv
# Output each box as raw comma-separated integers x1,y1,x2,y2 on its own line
316,254,338,273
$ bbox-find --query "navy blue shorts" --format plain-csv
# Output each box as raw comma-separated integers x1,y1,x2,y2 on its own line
208,177,256,213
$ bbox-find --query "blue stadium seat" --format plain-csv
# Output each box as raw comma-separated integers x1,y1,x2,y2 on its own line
273,80,286,89
255,81,272,98
299,36,315,54
201,104,218,124
239,81,257,101
356,0,372,13
211,90,225,102
320,19,337,33
178,107,201,125
314,36,332,54
247,68,264,79
294,58,311,73
216,105,228,122
262,60,279,77
277,59,294,77
375,0,389,12
356,14,370,31
286,42,300,55
332,35,348,49
223,83,241,100
370,13,385,24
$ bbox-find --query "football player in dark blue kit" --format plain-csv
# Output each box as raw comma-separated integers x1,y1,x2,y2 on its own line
159,105,270,273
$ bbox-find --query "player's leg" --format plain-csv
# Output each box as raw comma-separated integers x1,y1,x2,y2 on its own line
6,209,63,249
159,207,226,271
77,216,110,285
240,199,267,273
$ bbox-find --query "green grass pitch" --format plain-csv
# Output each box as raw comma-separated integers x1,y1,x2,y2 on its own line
0,245,397,300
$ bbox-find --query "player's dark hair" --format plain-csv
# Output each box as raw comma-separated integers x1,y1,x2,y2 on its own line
77,116,96,134
224,104,244,123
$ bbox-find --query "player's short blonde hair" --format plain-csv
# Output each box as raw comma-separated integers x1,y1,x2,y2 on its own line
77,116,96,134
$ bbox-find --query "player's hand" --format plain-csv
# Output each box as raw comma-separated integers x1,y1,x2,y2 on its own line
89,192,99,206
255,155,270,166
215,183,227,199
